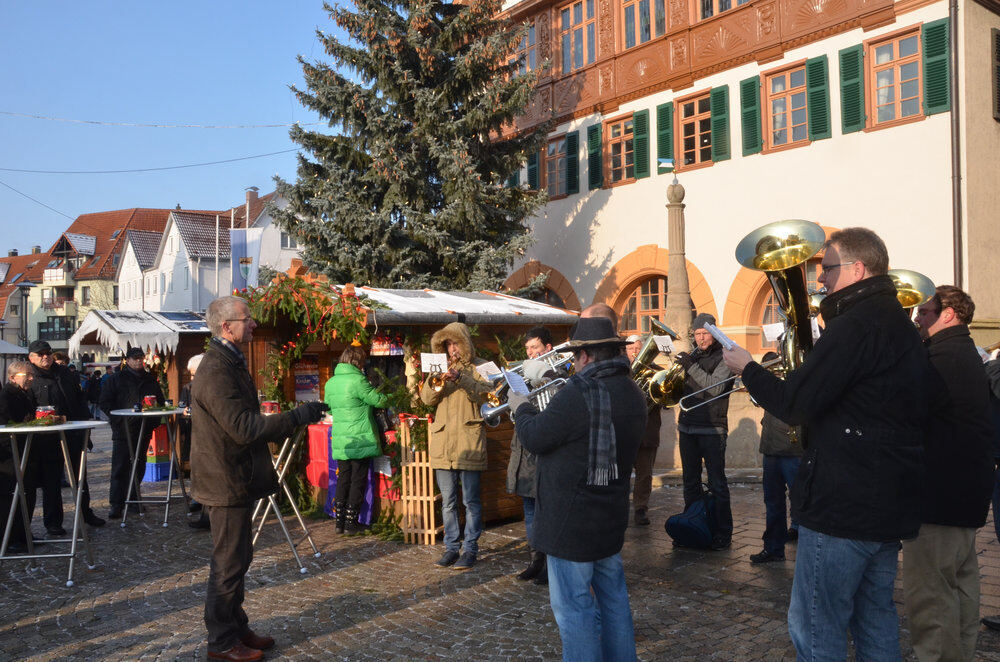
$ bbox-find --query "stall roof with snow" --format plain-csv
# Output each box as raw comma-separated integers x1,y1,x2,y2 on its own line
68,310,208,358
357,287,579,326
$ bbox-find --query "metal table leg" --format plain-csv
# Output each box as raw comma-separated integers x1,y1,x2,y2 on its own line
60,429,95,587
1,432,38,564
121,416,148,526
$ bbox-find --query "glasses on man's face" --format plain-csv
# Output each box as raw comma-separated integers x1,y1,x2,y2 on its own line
820,261,858,273
14,372,31,379
226,317,252,324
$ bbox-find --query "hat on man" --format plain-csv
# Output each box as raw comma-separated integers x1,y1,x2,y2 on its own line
625,334,642,344
125,347,145,360
28,340,52,355
566,317,628,350
691,313,717,332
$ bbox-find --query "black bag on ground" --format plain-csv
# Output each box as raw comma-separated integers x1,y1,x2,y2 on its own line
665,488,717,549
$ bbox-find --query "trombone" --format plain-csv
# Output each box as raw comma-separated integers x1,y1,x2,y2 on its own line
480,378,568,427
677,356,784,411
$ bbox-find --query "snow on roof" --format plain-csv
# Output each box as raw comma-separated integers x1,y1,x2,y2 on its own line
358,287,580,325
68,310,208,358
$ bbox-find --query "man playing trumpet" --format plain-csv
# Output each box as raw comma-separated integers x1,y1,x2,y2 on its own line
420,322,493,570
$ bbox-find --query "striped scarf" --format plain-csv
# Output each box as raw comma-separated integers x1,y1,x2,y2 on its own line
570,355,630,486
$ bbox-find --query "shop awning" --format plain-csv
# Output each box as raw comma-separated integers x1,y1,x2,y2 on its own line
68,310,209,358
0,339,27,355
358,287,580,325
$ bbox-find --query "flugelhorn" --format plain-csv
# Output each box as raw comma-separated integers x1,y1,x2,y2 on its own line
427,371,447,392
480,378,568,427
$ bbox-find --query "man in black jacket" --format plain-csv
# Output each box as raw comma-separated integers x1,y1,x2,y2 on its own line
674,312,734,549
192,296,327,662
512,317,646,662
723,227,928,661
100,347,164,519
0,360,38,552
28,340,104,533
904,285,993,661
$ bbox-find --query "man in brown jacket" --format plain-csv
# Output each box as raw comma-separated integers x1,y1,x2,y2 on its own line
420,322,492,570
191,295,327,662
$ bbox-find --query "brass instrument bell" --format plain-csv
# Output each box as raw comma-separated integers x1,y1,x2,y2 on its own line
428,371,447,392
887,269,936,309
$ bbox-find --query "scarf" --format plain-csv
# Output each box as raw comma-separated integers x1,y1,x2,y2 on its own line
569,355,630,486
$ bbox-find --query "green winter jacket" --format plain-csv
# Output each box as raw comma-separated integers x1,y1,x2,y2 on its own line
323,363,389,460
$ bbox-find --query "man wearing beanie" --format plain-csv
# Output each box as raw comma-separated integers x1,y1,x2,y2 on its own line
673,312,735,550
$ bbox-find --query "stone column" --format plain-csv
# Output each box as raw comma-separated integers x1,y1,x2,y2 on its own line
664,180,694,353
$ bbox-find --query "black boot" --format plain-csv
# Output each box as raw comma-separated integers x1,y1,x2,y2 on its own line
335,501,347,534
344,506,361,534
517,550,545,581
532,554,548,585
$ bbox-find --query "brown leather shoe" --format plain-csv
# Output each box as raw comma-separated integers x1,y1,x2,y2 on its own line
207,642,263,662
240,630,275,651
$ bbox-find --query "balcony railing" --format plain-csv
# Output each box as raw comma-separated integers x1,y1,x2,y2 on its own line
42,297,76,310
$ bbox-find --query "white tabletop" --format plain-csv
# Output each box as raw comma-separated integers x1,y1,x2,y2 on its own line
0,419,109,434
109,408,186,417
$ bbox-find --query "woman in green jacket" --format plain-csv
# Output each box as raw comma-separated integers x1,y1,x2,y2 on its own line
323,346,389,532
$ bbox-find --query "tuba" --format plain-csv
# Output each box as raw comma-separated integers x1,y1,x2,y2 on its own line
736,219,827,375
887,269,935,309
631,318,685,408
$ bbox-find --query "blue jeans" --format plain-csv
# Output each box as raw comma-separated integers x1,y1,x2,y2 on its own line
435,469,482,556
762,455,800,555
547,554,637,662
789,526,902,662
523,496,536,544
992,462,1000,542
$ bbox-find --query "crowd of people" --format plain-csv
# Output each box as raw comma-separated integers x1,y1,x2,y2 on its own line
5,225,1000,661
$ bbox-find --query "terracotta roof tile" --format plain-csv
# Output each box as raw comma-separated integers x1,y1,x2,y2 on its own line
0,252,51,319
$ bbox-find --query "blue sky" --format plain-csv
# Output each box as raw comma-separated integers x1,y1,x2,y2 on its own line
0,1,347,254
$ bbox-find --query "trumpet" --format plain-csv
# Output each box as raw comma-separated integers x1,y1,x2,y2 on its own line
677,356,785,411
427,370,448,392
480,378,568,427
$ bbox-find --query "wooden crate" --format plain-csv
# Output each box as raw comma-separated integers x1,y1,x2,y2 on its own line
399,418,442,545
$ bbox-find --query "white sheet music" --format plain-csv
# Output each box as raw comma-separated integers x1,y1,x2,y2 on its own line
420,353,448,373
704,322,736,351
475,361,501,382
652,335,675,354
502,368,530,395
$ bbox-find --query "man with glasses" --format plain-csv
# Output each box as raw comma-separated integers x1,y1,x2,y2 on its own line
191,296,328,662
722,227,929,661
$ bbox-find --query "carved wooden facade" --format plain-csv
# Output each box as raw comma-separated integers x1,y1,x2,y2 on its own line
503,0,897,132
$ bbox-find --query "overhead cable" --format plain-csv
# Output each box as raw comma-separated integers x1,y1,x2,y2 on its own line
0,178,74,219
0,110,321,129
0,149,300,175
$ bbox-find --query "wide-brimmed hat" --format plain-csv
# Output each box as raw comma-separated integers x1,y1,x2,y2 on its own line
566,317,629,350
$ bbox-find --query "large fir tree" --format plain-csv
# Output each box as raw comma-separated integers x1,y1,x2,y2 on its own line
273,0,550,290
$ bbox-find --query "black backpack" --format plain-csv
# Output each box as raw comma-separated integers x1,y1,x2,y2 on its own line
664,487,717,549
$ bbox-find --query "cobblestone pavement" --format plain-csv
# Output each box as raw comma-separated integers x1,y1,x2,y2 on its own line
4,428,1000,661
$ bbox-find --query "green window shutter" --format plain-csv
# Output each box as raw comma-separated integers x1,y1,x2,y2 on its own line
839,45,866,134
710,85,730,162
587,124,603,190
527,151,539,190
507,170,520,188
740,76,762,156
632,109,650,179
565,131,580,194
993,28,1000,122
656,102,674,173
923,18,951,115
806,56,831,140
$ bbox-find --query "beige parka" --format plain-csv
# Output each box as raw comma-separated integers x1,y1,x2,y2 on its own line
419,322,493,471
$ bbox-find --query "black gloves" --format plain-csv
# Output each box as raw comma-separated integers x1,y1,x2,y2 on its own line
293,401,330,426
674,352,694,370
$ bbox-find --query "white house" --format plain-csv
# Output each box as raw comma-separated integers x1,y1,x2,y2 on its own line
249,193,303,275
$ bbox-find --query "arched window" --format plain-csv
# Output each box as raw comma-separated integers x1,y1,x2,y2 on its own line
617,276,667,335
758,260,820,350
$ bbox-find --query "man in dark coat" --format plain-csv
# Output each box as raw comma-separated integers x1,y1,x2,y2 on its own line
191,295,327,662
99,347,163,519
0,360,38,552
903,285,994,661
674,312,734,549
625,333,663,527
750,352,803,564
506,325,567,584
28,339,104,533
723,227,929,661
980,355,1000,633
512,316,647,662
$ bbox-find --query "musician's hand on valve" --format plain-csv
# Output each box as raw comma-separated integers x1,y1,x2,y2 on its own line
674,352,694,370
723,345,754,376
445,368,460,382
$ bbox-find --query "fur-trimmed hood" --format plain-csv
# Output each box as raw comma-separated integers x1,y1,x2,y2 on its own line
430,322,475,363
